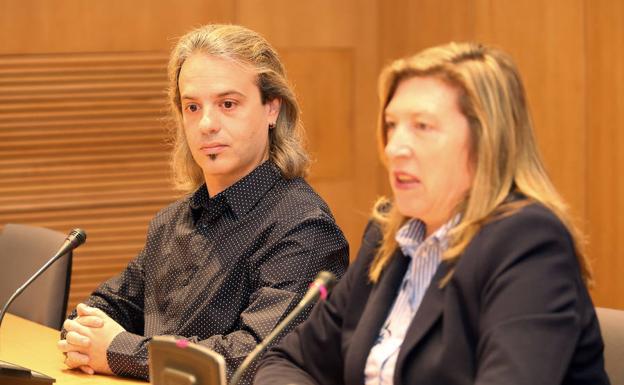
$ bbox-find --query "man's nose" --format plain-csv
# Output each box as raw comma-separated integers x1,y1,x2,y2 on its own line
198,108,220,134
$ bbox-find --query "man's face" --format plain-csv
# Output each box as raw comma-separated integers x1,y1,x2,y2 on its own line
178,52,280,195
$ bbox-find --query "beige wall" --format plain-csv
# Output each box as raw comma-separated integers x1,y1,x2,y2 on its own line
0,0,622,311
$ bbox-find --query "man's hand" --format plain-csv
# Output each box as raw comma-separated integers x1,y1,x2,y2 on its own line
57,303,126,375
58,309,99,375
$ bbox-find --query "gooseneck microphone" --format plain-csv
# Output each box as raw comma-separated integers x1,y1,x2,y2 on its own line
0,228,86,329
229,271,337,385
0,228,86,383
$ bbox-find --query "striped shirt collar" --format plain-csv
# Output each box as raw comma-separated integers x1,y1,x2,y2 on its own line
395,214,460,258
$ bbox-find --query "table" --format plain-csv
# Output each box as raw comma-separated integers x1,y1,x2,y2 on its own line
0,313,143,384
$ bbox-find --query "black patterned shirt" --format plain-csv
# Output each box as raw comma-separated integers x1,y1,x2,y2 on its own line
65,161,349,383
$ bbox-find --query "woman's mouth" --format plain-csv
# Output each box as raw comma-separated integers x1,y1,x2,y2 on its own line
393,171,420,189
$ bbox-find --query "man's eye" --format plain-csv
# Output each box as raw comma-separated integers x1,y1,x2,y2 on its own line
186,104,199,113
222,101,235,109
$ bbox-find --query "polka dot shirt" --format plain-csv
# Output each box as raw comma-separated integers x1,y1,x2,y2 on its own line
65,161,349,383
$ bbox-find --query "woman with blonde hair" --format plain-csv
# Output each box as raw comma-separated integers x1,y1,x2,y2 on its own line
255,42,609,385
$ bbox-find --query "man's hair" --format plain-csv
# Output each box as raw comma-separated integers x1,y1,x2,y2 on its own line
369,42,591,285
167,24,309,192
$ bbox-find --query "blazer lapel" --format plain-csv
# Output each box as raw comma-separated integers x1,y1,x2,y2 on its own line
344,249,410,385
394,261,451,378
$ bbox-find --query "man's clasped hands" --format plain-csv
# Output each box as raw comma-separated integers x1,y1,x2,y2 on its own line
57,303,125,375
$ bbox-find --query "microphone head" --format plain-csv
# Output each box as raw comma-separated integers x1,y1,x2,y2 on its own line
67,228,87,247
315,271,337,291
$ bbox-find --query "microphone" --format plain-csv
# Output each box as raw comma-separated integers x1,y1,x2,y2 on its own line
0,228,87,383
229,271,337,385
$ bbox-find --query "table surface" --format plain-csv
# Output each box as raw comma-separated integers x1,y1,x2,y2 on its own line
0,313,144,384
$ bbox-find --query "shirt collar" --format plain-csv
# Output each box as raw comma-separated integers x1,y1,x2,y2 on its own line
189,161,282,220
396,214,460,258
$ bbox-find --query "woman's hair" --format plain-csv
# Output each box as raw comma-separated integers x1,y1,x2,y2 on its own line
167,24,309,192
369,42,591,285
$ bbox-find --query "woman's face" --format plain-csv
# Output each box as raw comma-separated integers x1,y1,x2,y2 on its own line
384,76,474,236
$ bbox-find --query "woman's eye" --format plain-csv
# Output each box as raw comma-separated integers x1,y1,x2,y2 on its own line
384,121,396,138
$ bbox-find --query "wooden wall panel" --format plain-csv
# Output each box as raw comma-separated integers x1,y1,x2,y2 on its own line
237,0,356,48
0,52,177,312
352,0,386,240
0,0,234,53
283,50,354,181
236,0,384,251
281,50,361,245
586,0,624,309
379,0,476,63
474,0,587,222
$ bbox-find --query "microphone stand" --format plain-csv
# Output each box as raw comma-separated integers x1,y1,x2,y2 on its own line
0,228,86,384
229,271,336,385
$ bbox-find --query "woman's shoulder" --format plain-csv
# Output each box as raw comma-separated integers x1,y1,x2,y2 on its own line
361,218,384,246
478,202,571,244
456,202,578,284
343,219,386,280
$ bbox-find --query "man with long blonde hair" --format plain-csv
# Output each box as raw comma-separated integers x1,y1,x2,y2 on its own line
57,24,348,383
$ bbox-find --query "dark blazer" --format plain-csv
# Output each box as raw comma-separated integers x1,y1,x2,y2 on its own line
255,203,610,385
